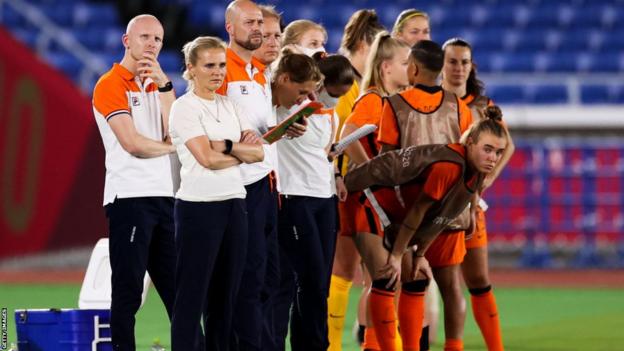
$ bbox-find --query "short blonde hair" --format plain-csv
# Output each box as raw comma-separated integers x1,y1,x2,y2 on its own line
282,19,327,47
392,9,429,36
181,36,227,91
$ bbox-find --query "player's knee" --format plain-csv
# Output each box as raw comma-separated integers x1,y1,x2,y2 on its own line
401,279,429,293
468,284,492,296
464,271,490,289
372,278,396,292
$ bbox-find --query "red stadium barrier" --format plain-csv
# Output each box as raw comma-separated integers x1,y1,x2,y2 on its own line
0,27,106,259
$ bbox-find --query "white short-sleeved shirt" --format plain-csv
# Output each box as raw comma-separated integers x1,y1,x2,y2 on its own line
169,92,251,202
276,103,333,198
92,63,179,206
216,49,277,187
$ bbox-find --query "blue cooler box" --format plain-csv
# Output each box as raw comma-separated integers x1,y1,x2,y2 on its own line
15,309,112,351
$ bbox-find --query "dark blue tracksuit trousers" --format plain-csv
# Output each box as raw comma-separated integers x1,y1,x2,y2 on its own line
171,198,248,351
276,195,337,351
106,197,176,351
233,175,279,350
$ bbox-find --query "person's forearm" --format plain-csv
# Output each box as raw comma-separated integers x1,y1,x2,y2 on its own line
392,210,428,257
231,143,264,163
344,141,370,165
196,148,241,170
128,134,175,158
210,140,264,164
159,90,176,138
393,197,435,257
340,123,371,164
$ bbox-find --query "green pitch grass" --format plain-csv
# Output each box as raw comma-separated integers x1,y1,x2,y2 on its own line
1,284,623,350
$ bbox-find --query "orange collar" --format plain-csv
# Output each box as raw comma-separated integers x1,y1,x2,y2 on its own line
112,63,135,81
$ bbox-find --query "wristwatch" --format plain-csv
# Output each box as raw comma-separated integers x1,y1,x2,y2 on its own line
223,139,233,155
158,81,173,92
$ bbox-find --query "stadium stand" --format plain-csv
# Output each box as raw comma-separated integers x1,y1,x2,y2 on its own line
1,0,623,268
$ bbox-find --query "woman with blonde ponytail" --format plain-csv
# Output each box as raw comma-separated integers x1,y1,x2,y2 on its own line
327,10,386,351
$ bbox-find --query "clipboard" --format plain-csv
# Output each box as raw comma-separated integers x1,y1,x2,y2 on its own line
263,101,323,144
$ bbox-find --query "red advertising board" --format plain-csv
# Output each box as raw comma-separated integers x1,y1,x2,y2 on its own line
0,27,106,258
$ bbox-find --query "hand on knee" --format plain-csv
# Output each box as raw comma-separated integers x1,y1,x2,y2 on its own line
401,279,429,293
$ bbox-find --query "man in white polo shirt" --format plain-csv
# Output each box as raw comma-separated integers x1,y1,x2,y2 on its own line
217,1,305,350
92,14,177,351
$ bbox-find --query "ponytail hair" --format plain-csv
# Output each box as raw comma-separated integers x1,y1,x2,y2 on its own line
181,36,226,92
461,105,507,144
360,31,409,96
340,9,385,55
442,37,484,97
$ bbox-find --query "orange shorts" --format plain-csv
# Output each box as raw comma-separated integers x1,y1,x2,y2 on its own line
355,199,383,235
465,207,488,250
339,193,364,237
425,231,466,268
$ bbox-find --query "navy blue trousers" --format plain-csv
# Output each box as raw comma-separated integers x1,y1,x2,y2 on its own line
171,198,248,351
233,175,279,350
105,197,176,351
276,195,337,351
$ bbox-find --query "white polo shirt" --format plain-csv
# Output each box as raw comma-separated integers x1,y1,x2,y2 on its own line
276,103,333,198
216,48,277,188
92,63,178,206
169,92,251,202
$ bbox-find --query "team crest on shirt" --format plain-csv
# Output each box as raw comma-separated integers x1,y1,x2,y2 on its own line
131,96,141,106
240,85,249,95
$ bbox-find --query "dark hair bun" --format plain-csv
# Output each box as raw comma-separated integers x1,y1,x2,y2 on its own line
483,105,502,121
312,51,327,61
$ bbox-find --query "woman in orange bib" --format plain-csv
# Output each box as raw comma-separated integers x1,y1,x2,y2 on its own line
344,107,511,351
441,38,515,351
340,31,410,350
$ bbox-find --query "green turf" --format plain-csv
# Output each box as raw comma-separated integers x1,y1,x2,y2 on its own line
1,284,623,350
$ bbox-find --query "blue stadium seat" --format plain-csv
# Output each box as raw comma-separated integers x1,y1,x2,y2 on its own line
280,5,323,24
73,3,119,27
472,52,492,73
557,30,592,53
1,3,24,27
487,85,524,104
188,0,209,27
514,29,550,52
327,27,343,52
525,84,568,104
158,51,183,73
581,85,610,104
10,28,38,48
378,5,402,28
481,4,518,28
498,53,536,73
588,53,622,72
524,6,559,29
437,6,473,29
39,4,74,26
581,84,624,104
43,51,82,81
599,30,624,53
572,5,607,28
470,30,505,52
